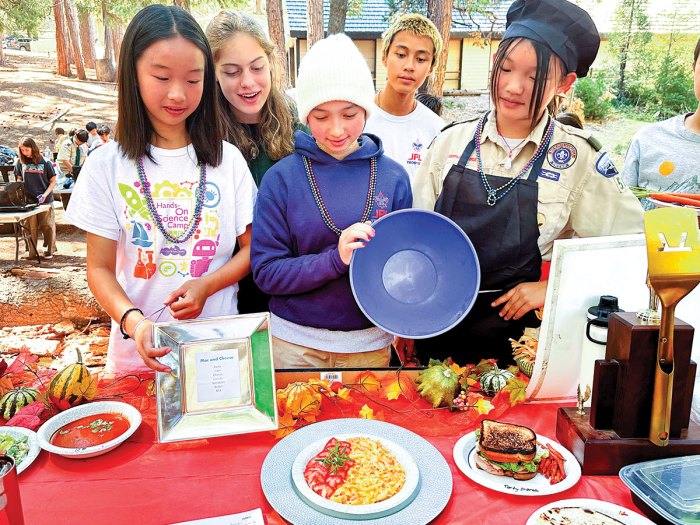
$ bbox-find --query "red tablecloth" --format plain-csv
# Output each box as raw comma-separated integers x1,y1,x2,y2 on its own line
17,380,642,525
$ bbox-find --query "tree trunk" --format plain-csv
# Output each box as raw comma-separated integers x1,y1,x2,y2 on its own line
255,0,263,14
78,9,97,69
0,34,5,66
112,23,124,66
53,0,72,77
266,0,289,87
307,0,324,48
0,268,108,327
173,0,191,12
426,0,451,96
64,0,87,80
101,0,114,63
328,0,348,34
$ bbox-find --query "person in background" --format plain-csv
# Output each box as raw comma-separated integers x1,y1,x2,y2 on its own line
52,127,66,161
206,10,304,314
64,4,256,374
415,92,443,117
57,128,88,177
88,125,112,154
365,13,445,182
85,121,100,148
14,137,57,259
621,36,700,210
251,34,412,369
555,111,584,130
409,0,644,366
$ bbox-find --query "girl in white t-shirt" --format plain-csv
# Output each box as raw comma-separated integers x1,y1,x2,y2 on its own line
65,4,256,374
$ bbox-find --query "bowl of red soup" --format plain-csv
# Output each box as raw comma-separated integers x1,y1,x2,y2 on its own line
37,401,142,459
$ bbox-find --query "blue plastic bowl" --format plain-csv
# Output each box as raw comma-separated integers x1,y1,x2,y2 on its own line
350,209,480,338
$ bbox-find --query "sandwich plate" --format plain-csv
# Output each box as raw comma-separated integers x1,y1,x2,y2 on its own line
453,431,581,496
526,498,656,525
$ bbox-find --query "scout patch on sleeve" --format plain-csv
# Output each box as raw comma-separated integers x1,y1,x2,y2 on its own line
539,169,561,181
547,142,577,169
596,152,619,178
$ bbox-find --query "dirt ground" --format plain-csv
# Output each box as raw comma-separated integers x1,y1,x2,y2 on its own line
0,50,118,152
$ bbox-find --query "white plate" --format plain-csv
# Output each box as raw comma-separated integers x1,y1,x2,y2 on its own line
453,430,581,496
648,197,700,215
0,426,40,474
37,401,142,459
526,498,656,525
291,433,420,519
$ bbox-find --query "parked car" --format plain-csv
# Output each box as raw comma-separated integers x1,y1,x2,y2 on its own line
4,36,31,52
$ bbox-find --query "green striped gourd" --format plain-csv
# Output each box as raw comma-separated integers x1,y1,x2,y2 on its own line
48,348,92,405
516,358,534,378
0,386,39,420
479,367,515,396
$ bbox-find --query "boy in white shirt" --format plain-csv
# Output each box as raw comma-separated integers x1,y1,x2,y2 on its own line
365,13,445,182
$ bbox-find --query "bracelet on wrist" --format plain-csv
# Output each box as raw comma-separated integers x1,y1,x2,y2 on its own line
119,307,144,340
131,317,149,340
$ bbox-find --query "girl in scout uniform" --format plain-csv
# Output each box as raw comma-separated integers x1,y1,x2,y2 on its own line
409,0,644,366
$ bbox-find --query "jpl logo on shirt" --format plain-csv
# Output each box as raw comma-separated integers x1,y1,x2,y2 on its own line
407,139,424,165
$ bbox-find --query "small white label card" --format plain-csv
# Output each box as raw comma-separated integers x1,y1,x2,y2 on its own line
169,507,264,525
195,349,241,403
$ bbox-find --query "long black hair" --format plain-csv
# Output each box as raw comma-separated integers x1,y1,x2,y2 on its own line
490,37,566,131
115,4,223,166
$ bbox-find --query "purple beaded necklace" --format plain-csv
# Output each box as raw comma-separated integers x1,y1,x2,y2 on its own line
136,157,207,244
303,156,377,236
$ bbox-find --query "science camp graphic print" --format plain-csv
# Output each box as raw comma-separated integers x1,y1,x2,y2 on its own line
118,176,223,280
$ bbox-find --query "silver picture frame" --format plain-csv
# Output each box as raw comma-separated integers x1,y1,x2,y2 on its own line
154,313,278,443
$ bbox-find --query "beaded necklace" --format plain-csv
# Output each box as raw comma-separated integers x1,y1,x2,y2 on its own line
474,113,554,206
136,157,207,244
302,155,376,236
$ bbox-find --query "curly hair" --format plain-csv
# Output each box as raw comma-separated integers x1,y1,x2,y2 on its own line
206,10,296,162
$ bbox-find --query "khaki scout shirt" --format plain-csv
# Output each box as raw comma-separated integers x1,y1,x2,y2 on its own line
57,137,87,167
412,113,645,261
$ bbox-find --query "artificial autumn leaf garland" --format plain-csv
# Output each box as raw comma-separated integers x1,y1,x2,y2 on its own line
272,360,530,438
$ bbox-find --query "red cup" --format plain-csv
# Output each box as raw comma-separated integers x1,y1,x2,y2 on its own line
0,455,24,525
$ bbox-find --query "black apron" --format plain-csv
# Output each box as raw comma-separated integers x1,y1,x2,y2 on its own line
417,115,550,366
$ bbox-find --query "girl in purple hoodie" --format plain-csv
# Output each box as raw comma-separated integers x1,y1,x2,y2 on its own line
251,34,412,368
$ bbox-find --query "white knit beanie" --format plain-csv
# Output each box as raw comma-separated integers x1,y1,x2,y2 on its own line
296,34,376,125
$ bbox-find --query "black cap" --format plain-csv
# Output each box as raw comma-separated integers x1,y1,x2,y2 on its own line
504,0,600,78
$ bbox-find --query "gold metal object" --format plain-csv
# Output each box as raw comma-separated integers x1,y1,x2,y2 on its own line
644,208,700,446
637,274,661,324
576,384,591,416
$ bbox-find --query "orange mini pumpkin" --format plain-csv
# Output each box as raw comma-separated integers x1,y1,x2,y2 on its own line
276,382,322,419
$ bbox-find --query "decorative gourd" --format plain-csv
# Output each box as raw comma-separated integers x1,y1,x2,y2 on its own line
416,360,460,408
47,348,92,405
516,358,534,378
276,382,322,418
0,387,39,420
479,367,514,396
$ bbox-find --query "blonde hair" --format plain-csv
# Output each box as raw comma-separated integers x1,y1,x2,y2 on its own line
206,10,296,162
381,13,442,67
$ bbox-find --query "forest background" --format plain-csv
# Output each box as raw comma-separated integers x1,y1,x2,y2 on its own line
1,0,698,126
